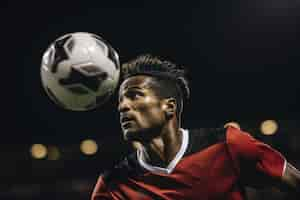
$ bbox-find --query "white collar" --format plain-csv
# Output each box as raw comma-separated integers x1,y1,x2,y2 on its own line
137,128,189,174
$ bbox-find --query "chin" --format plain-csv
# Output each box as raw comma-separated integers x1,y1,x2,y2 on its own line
124,128,157,143
123,128,144,142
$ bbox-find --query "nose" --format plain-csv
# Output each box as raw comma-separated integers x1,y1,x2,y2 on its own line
118,97,130,113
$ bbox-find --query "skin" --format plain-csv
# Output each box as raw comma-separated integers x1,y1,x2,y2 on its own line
118,75,300,194
118,75,181,166
280,163,300,196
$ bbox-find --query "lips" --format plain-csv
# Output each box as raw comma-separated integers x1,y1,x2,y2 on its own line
120,118,135,130
120,115,135,124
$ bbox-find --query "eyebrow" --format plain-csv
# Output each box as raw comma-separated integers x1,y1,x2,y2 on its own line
119,86,143,98
125,86,143,90
121,83,151,92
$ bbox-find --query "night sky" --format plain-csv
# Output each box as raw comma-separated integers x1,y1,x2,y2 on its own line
3,1,300,144
1,2,300,200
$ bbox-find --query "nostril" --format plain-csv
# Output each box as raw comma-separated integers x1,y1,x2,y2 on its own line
119,106,130,113
118,102,128,113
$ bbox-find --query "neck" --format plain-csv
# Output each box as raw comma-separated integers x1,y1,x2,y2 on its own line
133,120,183,167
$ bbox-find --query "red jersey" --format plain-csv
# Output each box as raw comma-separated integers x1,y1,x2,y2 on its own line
91,127,286,200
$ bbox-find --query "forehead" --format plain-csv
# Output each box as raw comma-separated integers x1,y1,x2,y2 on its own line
119,75,154,92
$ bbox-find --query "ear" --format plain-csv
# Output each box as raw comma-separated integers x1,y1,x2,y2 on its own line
162,98,177,119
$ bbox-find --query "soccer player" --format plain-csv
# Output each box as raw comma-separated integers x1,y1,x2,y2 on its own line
91,55,300,200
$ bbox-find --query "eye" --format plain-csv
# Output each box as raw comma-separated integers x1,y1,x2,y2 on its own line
127,90,144,100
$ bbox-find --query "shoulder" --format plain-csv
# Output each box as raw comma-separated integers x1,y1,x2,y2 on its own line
226,126,259,157
184,128,227,156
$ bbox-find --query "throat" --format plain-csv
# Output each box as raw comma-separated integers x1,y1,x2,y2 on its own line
143,148,169,168
141,129,183,168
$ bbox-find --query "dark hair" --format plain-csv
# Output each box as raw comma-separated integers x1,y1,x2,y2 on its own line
121,54,190,119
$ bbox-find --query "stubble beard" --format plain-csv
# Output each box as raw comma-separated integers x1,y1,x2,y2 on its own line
123,125,163,144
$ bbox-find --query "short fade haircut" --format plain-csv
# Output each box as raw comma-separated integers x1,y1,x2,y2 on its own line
121,54,190,121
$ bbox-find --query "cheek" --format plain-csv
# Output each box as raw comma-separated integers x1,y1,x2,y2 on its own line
140,106,165,124
133,97,165,124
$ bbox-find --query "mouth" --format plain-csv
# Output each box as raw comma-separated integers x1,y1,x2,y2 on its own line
121,121,134,129
120,115,135,128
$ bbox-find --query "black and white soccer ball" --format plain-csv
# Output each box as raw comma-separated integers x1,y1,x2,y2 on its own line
40,32,120,111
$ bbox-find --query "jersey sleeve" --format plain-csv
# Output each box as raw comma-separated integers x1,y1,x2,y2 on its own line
226,126,286,187
91,175,113,200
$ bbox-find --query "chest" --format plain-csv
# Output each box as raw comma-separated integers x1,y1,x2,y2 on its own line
120,144,239,200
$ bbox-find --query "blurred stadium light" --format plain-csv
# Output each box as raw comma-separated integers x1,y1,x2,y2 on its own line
47,145,60,160
260,120,278,135
80,139,98,155
30,144,47,159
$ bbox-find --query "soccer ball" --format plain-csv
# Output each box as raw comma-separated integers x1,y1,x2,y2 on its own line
40,32,120,111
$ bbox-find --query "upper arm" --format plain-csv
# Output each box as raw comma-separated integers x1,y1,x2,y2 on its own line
226,126,300,196
226,126,286,186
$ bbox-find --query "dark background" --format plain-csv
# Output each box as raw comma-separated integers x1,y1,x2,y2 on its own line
1,1,300,199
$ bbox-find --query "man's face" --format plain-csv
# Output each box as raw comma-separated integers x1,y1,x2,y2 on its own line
118,75,166,141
